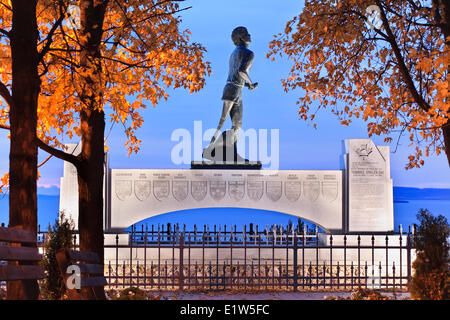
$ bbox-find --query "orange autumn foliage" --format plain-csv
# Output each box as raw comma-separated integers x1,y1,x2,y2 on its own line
268,0,449,169
0,0,211,191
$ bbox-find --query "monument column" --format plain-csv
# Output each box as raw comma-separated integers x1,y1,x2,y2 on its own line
345,139,394,232
59,143,110,231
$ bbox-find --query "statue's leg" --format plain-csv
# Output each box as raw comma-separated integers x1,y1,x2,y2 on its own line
230,100,243,144
210,100,234,144
229,100,245,162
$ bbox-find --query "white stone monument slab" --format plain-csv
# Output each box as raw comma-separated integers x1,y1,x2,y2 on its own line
59,143,81,223
345,139,394,232
108,169,343,232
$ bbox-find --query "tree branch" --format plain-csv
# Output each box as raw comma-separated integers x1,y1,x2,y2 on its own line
0,28,9,37
37,138,80,167
0,82,13,108
0,2,11,11
375,0,431,112
0,123,79,170
37,154,53,168
38,1,67,63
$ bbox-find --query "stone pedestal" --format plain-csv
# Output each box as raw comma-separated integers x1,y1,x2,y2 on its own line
191,161,262,170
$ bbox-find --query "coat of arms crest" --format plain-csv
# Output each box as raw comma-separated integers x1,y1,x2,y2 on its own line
228,181,245,201
210,181,226,201
191,181,207,201
322,181,338,202
247,181,263,201
115,180,132,201
153,180,169,201
285,181,301,202
303,180,320,202
266,181,282,202
173,181,189,201
134,180,151,201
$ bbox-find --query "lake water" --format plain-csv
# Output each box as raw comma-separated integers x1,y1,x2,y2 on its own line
0,195,449,233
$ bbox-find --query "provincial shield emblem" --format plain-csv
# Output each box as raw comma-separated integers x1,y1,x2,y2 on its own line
115,180,132,201
134,180,151,201
173,181,189,201
304,180,320,202
285,181,301,202
228,181,245,201
191,181,207,201
153,180,169,201
247,181,263,201
322,181,338,202
210,181,226,201
266,181,282,202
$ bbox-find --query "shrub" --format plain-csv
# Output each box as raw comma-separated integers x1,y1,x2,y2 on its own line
326,288,391,300
350,288,390,300
39,212,74,300
116,287,147,300
409,209,449,300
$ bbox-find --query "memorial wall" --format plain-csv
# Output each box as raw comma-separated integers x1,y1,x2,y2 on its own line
109,169,343,232
59,139,394,234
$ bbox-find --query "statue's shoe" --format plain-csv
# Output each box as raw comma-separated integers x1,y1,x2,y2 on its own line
202,147,215,161
233,153,249,163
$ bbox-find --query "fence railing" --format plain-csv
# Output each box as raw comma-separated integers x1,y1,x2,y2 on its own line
2,223,415,293
102,224,414,292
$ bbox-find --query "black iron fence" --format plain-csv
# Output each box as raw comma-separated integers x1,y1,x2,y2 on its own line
103,224,414,292
2,223,415,293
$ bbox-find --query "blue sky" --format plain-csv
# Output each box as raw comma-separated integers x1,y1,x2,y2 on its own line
0,0,449,190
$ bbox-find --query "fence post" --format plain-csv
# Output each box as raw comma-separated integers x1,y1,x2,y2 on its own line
357,235,361,288
344,234,347,290
330,234,333,288
315,226,319,289
407,228,412,286
115,234,119,288
293,235,298,292
179,232,184,291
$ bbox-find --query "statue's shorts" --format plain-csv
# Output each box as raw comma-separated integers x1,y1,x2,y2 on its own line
221,82,243,104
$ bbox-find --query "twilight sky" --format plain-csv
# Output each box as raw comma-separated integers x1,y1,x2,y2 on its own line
0,0,449,190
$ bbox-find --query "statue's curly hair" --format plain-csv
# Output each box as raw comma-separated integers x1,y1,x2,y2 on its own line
231,26,248,46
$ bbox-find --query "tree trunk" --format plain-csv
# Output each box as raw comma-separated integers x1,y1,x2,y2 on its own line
76,0,107,300
77,109,106,300
7,0,40,300
443,122,450,167
441,0,450,167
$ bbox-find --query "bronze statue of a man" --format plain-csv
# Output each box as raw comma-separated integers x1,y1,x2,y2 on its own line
203,26,258,162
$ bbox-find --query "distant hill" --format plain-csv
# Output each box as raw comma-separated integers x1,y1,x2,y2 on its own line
37,185,60,196
394,187,450,201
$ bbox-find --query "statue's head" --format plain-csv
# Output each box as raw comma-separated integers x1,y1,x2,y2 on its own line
231,27,251,46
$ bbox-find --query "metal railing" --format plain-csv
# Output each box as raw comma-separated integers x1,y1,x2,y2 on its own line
1,223,414,293
103,224,413,292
